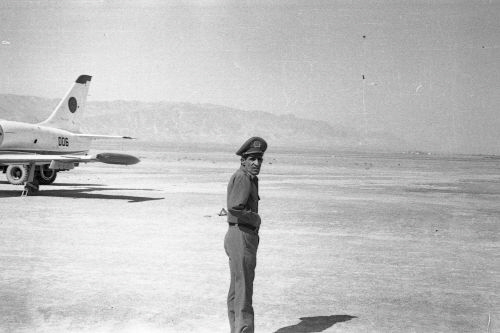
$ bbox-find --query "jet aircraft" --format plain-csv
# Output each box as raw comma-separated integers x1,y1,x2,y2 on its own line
0,75,140,196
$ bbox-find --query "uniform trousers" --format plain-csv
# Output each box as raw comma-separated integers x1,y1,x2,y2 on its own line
224,225,259,333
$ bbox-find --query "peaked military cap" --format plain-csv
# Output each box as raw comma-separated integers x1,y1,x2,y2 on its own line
236,137,268,156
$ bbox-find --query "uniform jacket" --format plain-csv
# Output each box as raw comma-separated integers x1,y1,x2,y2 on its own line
227,166,261,228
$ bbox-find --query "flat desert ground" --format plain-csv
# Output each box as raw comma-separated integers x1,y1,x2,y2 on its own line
1,143,498,333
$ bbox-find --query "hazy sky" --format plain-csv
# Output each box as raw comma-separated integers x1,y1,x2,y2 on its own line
1,0,499,154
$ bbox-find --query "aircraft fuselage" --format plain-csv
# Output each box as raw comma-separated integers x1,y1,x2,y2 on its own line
0,120,91,155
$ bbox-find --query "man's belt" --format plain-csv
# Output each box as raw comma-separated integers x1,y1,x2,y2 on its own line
228,222,257,232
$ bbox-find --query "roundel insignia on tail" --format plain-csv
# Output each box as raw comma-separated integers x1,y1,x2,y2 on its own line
68,97,78,113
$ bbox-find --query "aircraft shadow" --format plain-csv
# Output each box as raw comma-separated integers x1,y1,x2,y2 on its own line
274,315,357,333
41,182,106,187
2,181,115,187
0,186,164,203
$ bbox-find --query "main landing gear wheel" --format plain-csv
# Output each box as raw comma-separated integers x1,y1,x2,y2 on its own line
6,165,29,185
36,165,57,185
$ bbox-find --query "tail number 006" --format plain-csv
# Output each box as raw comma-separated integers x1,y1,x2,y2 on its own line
58,137,69,147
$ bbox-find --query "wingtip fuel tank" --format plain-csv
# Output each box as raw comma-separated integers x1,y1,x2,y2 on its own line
96,153,140,165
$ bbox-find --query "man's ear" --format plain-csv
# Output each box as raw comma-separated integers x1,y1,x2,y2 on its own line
240,157,245,166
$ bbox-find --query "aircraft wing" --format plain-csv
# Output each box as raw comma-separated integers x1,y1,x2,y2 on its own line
0,153,139,165
75,134,136,140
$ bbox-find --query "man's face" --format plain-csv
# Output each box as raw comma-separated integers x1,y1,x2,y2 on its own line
242,154,263,176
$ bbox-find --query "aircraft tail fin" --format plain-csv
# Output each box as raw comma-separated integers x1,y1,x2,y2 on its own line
38,75,92,132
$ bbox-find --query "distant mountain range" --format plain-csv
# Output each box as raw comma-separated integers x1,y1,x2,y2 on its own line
0,94,403,150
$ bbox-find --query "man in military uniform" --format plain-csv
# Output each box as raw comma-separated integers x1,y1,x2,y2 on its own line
224,136,267,333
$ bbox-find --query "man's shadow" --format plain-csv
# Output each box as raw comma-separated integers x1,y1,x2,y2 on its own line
274,315,357,333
